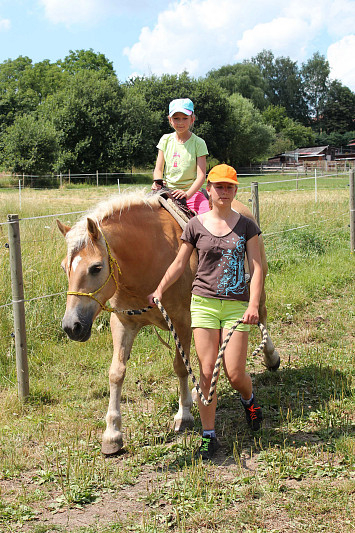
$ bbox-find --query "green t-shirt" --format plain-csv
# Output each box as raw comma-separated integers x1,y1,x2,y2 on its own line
157,132,208,191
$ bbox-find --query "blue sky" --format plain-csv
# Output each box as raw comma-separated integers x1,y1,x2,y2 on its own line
1,0,354,90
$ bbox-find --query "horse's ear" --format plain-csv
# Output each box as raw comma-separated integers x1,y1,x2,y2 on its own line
87,218,100,241
57,219,71,236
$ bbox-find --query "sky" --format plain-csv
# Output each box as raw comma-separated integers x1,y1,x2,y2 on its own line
0,0,354,90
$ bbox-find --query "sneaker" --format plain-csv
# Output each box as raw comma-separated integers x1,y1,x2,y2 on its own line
242,397,263,431
196,435,221,460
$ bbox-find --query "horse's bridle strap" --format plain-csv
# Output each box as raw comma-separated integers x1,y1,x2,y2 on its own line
67,228,121,313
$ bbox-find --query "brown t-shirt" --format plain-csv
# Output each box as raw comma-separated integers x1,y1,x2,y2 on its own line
181,214,261,301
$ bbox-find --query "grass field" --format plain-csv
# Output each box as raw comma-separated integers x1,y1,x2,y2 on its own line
0,174,354,532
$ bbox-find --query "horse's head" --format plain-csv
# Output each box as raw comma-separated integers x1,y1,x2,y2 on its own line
57,218,118,342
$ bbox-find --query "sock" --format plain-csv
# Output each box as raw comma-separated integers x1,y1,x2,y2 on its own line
203,429,216,438
241,392,254,407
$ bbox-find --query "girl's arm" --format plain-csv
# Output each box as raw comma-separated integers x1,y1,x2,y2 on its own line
152,150,165,190
171,155,206,200
147,242,194,305
243,235,263,324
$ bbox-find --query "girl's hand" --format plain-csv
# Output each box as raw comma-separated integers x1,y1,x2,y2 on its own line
171,189,187,200
147,290,161,307
243,304,259,325
152,181,164,191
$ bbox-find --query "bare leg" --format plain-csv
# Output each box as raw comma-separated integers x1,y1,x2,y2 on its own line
193,328,220,431
222,329,252,398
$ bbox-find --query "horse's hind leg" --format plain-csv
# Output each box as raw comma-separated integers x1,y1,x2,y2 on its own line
172,323,194,432
259,292,280,371
101,315,140,455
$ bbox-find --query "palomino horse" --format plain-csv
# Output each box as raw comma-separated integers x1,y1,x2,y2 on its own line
58,190,279,455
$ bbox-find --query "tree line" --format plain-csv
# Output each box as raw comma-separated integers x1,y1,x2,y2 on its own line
0,49,354,175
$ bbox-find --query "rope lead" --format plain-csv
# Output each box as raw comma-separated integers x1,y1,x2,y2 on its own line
152,297,268,406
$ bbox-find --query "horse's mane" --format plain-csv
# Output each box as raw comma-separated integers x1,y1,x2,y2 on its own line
66,189,160,261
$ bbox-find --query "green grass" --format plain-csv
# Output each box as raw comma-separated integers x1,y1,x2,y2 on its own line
0,183,354,532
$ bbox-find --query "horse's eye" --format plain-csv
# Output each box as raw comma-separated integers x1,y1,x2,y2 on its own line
89,263,103,276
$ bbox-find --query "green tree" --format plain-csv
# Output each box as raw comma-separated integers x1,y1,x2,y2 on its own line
262,105,315,151
59,49,115,77
252,50,307,123
225,93,275,167
40,70,124,172
207,62,267,109
0,56,36,132
301,52,330,127
320,80,355,134
2,114,58,174
108,90,161,168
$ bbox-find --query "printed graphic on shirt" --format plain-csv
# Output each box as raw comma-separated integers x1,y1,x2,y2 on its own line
216,236,246,296
172,152,180,168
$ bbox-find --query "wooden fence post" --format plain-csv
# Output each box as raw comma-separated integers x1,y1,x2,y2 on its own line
251,182,260,226
96,170,99,187
350,169,355,254
7,214,29,399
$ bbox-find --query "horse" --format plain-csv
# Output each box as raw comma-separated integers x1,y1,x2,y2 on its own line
57,189,280,455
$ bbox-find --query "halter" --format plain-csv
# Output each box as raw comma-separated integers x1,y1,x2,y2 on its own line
67,228,121,313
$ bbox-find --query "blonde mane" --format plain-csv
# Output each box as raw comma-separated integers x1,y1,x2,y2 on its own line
66,189,160,262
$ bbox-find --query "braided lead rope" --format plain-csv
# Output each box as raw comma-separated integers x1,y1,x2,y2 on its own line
151,298,268,406
114,299,268,406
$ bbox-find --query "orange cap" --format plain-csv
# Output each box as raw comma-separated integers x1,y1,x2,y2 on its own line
207,164,239,185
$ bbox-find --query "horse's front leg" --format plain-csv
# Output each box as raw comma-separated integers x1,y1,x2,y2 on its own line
259,290,280,371
172,323,194,432
101,314,140,455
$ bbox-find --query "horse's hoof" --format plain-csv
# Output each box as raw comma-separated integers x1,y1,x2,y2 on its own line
101,439,123,456
174,417,194,433
267,355,281,372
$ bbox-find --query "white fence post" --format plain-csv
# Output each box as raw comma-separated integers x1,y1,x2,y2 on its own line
18,180,21,210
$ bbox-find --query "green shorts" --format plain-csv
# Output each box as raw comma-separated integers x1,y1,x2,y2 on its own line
190,294,250,331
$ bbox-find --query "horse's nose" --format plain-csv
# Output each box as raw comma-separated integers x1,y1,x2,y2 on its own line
62,316,92,342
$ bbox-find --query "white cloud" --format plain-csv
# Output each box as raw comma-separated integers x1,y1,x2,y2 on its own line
0,18,10,31
327,35,355,91
124,0,355,83
235,17,310,62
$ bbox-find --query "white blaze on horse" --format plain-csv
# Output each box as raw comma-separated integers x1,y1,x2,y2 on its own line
57,190,279,455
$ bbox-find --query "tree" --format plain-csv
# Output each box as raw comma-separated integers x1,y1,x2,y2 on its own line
2,114,58,174
108,90,161,168
225,94,275,167
301,52,330,127
252,50,308,123
59,49,115,77
207,62,267,109
0,56,37,132
40,70,124,172
320,80,355,134
262,105,315,151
